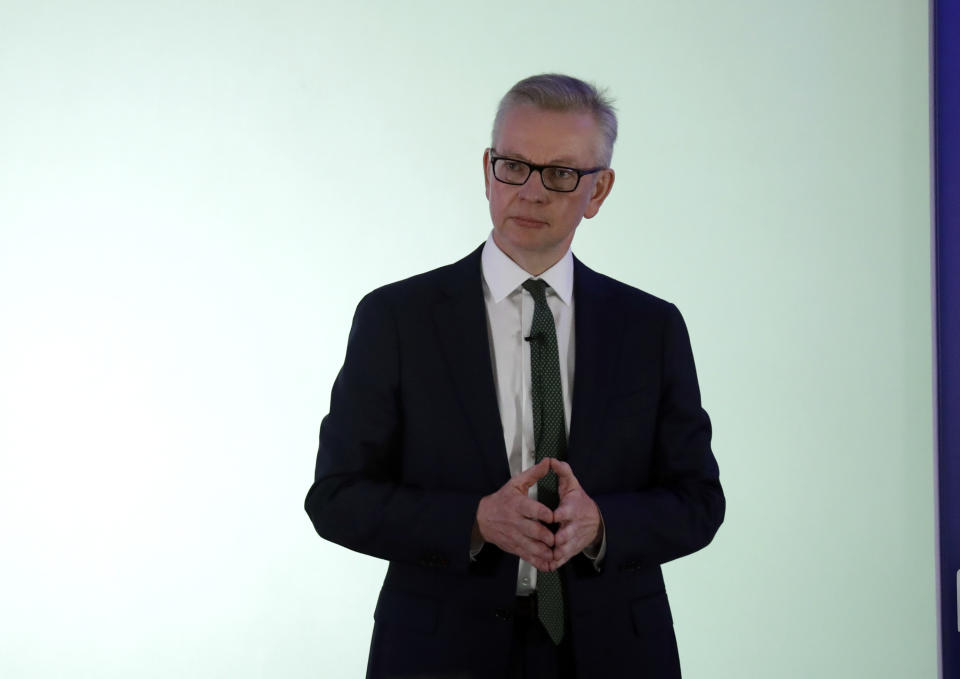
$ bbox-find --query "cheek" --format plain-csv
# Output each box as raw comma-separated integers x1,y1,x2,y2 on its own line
487,197,503,227
488,190,509,221
574,195,594,219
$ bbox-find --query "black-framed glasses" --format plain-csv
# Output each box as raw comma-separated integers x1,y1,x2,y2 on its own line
489,150,606,193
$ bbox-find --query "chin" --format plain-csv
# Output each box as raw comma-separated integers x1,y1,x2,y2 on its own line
506,231,548,249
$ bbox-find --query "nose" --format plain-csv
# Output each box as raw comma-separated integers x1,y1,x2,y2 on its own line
517,169,549,202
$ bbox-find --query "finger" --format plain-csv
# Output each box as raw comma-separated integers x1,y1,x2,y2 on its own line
514,459,552,492
519,536,554,566
551,540,578,568
508,513,554,547
556,522,596,556
556,527,588,554
553,493,587,524
549,545,573,570
553,524,571,548
532,556,553,572
519,497,554,525
550,459,580,493
521,518,555,547
553,502,572,525
550,458,573,478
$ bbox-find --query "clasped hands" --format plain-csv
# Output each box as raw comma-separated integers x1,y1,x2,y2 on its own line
475,458,602,572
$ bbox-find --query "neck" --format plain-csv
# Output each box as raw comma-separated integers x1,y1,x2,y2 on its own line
492,233,570,276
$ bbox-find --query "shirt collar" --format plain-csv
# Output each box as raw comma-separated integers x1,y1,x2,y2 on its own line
481,232,574,305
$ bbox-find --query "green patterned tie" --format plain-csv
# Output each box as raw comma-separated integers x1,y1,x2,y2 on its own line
522,278,566,645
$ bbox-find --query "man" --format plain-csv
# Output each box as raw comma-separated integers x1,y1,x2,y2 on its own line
305,74,724,678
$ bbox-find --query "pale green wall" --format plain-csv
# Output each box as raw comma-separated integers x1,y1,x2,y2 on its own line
0,1,934,677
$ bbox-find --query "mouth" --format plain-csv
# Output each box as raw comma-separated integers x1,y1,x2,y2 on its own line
510,216,548,228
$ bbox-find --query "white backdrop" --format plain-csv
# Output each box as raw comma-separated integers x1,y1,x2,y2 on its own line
0,1,935,677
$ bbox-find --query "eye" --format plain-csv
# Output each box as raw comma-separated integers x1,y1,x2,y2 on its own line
550,168,575,180
503,160,524,172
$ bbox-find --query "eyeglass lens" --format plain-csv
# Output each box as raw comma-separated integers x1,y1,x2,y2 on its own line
494,159,580,192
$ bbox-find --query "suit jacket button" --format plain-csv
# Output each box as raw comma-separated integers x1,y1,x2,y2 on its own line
494,608,512,621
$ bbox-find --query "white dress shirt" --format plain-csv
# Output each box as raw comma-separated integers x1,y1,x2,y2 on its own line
480,233,577,595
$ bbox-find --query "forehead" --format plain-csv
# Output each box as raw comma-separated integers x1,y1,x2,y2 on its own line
495,104,602,166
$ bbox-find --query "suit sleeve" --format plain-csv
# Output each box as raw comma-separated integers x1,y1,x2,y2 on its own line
594,303,725,570
304,291,483,573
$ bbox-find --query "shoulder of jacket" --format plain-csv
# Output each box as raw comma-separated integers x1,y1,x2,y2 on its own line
359,246,482,309
575,258,677,316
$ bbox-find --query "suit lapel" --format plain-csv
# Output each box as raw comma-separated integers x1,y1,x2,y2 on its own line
433,247,511,488
568,258,622,485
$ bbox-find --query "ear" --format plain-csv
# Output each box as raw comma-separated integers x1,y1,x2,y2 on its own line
584,168,615,219
483,148,492,199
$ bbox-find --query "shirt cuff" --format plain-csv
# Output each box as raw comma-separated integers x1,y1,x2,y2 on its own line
469,521,484,561
581,512,606,570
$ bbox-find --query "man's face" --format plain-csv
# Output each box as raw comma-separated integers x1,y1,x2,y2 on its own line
484,104,615,271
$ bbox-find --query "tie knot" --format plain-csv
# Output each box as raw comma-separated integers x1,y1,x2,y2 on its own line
522,278,549,304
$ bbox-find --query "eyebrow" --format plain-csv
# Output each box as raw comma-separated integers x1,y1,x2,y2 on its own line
494,149,582,167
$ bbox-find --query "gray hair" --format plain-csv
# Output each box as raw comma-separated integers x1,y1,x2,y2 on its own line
491,73,618,167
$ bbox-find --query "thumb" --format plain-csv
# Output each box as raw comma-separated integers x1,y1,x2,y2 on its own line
515,458,551,492
551,459,580,493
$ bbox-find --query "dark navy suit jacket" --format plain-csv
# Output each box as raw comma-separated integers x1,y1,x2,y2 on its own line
305,245,724,678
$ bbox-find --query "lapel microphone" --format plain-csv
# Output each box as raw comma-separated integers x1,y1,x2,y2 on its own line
525,332,545,343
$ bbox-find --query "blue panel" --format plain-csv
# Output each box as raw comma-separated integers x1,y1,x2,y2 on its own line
936,0,960,675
